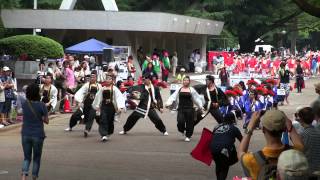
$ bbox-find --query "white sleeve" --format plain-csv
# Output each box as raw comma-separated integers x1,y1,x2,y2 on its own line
190,87,203,108
50,85,58,109
165,88,179,106
74,83,89,103
114,87,125,109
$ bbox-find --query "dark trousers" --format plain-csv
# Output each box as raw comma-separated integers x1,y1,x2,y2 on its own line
21,136,44,178
212,152,230,180
296,76,303,93
85,108,100,131
189,62,195,72
177,108,195,138
123,109,166,133
99,104,115,136
195,107,223,126
58,87,66,111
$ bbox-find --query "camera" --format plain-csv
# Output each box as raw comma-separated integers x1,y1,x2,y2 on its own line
260,110,267,117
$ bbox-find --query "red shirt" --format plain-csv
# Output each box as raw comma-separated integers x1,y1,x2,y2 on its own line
273,59,281,69
248,58,257,68
288,59,295,69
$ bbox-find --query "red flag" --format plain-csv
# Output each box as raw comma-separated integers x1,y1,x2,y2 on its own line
190,128,213,166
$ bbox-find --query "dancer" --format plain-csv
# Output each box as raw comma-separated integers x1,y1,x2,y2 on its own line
40,73,58,113
92,74,125,141
66,72,102,133
119,73,168,136
166,76,204,142
193,75,228,125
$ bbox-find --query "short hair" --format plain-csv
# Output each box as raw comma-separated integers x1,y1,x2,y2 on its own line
298,107,314,125
263,128,283,138
223,113,236,124
183,76,190,81
206,75,215,83
26,83,41,101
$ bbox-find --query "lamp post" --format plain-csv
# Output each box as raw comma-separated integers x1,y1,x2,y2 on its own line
33,0,37,35
280,30,287,60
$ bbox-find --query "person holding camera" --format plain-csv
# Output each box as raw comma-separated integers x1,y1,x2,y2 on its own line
21,83,49,180
238,110,304,180
210,113,243,180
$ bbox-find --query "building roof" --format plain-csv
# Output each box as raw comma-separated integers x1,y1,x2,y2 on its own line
1,9,224,35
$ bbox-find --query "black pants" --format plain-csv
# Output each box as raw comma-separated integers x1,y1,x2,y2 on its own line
69,109,83,128
189,62,195,72
177,108,195,138
85,108,100,131
212,152,230,180
296,76,303,93
99,104,115,136
195,107,223,126
123,109,166,133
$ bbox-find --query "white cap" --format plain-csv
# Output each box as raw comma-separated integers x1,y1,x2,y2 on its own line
3,66,10,71
84,55,90,59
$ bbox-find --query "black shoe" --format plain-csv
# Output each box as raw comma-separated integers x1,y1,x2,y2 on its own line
84,130,88,138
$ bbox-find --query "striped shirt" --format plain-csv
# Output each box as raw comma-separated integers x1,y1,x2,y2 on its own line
301,126,320,173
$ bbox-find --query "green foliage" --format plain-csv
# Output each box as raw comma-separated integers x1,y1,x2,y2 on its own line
0,35,64,59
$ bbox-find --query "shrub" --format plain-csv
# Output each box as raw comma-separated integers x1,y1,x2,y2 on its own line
0,35,64,60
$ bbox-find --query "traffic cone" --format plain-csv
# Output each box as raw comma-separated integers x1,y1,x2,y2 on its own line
64,98,72,113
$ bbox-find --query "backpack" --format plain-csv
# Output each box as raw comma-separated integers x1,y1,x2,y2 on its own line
253,145,291,180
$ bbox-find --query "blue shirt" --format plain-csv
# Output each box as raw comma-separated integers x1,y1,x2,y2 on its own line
21,101,48,138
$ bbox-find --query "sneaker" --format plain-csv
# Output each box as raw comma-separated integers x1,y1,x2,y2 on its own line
0,124,4,129
84,130,89,138
119,131,127,135
163,131,169,136
184,137,190,142
64,127,72,132
101,136,108,142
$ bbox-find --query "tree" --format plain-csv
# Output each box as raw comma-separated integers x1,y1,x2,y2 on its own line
0,35,64,59
293,0,320,18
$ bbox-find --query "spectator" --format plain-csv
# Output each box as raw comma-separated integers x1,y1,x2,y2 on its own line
54,61,65,112
21,83,49,180
143,62,158,79
238,110,304,180
296,107,320,176
311,83,320,120
36,62,46,85
278,61,292,105
219,67,230,87
189,51,195,73
277,149,309,180
47,62,54,79
127,55,136,79
2,66,15,125
175,68,186,84
295,60,304,93
210,113,243,180
172,51,178,77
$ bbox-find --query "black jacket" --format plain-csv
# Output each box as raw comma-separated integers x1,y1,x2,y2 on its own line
193,84,229,108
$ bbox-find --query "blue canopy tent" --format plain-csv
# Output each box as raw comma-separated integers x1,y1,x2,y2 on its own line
65,38,112,54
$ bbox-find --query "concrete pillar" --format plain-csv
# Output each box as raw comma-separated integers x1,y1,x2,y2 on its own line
201,35,207,61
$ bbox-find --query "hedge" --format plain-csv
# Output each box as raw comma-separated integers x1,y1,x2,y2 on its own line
0,35,64,60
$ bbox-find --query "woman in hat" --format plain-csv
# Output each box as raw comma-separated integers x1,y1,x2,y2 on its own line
166,76,204,142
92,74,125,142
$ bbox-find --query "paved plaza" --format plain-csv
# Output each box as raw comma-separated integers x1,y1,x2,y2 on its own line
0,77,318,180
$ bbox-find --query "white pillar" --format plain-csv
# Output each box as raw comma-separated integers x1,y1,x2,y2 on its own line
33,0,37,35
201,35,207,61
